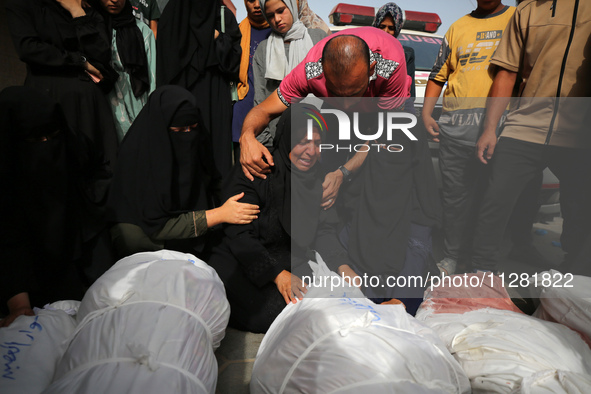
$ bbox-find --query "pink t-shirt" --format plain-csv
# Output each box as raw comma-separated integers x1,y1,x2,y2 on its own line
277,27,410,109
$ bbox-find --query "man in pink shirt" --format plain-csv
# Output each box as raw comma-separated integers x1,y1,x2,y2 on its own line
239,27,410,208
277,27,409,107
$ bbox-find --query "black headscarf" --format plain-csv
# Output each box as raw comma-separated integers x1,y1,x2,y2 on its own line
108,85,219,236
91,0,149,97
0,86,76,265
156,0,220,87
272,106,325,250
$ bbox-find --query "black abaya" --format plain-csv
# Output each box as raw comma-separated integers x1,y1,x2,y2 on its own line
157,0,241,179
344,112,441,300
208,106,350,333
6,0,119,180
0,87,113,310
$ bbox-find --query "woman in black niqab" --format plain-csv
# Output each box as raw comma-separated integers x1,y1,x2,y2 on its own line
108,85,259,259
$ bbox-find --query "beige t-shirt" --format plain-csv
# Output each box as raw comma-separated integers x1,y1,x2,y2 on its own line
491,0,591,148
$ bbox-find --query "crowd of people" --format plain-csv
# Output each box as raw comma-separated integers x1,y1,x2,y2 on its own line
2,0,590,336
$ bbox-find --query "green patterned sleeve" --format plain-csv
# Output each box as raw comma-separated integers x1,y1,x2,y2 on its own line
151,210,209,241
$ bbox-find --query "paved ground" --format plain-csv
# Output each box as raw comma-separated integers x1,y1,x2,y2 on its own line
214,216,566,393
215,328,264,394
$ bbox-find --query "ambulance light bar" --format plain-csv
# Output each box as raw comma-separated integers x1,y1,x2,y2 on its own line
329,3,375,26
404,10,441,33
329,3,442,33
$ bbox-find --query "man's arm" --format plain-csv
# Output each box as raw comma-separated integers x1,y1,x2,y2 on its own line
239,89,288,180
422,80,445,142
475,68,516,164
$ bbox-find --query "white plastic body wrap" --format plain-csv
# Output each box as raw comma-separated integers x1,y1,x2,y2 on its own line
250,256,471,394
44,302,215,394
44,250,230,394
417,275,591,393
77,250,230,349
532,271,591,347
0,307,77,394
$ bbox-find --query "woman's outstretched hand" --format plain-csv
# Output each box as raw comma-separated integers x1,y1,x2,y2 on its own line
207,192,259,227
220,192,259,224
274,270,307,304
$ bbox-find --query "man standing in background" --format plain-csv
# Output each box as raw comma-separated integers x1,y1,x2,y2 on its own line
472,0,591,274
422,0,518,275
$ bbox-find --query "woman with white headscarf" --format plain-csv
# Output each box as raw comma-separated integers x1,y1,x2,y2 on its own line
251,0,327,147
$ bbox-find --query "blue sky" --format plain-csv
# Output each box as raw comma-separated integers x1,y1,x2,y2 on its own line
233,0,490,36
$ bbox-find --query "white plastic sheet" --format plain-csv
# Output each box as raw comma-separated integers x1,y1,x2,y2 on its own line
417,287,591,393
515,370,591,394
43,300,80,316
47,302,216,393
0,309,77,394
45,250,229,393
78,250,230,349
251,255,470,394
43,361,207,394
532,271,591,347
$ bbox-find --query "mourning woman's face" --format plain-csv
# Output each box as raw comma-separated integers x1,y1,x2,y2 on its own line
289,130,321,172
